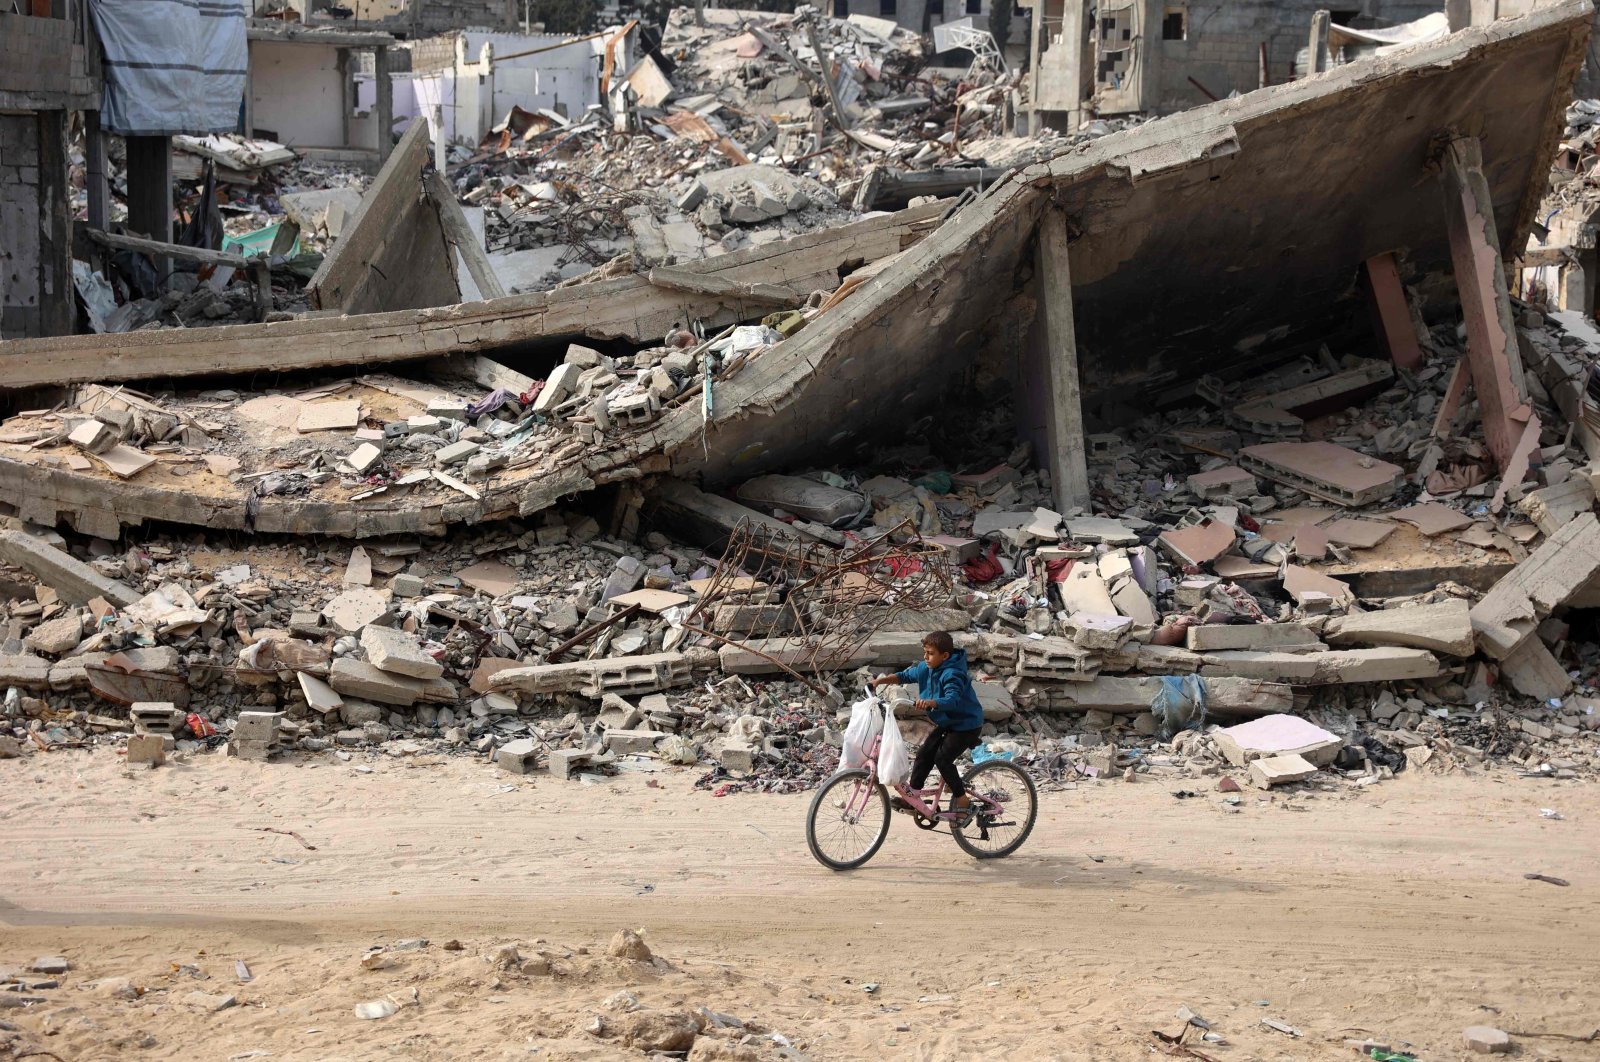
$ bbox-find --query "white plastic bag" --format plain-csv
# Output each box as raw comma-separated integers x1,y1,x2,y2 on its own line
840,696,883,770
876,704,911,786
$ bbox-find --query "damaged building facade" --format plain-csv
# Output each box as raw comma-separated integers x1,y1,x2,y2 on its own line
1019,0,1556,132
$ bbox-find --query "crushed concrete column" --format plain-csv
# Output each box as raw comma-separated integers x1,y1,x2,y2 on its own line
1438,134,1534,472
1035,207,1091,513
1362,252,1423,370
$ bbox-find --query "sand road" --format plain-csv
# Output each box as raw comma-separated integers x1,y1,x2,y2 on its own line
2,751,1597,1060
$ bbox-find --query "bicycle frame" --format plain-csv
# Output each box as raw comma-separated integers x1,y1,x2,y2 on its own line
843,728,1004,824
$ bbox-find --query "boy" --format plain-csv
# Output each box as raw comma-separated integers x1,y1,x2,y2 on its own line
870,631,985,815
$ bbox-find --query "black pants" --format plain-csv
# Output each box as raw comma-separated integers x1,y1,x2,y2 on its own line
910,726,983,798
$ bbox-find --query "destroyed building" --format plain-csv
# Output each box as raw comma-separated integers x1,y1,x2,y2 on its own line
1,0,1599,797
1021,0,1555,133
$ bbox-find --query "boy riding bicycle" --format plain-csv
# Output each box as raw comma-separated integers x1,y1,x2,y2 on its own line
870,631,985,816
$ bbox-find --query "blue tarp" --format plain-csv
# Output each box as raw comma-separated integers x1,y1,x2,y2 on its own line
91,0,247,136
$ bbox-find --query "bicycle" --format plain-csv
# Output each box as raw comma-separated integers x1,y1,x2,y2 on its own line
805,689,1039,870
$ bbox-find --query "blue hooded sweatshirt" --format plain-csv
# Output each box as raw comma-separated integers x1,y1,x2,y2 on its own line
896,648,985,732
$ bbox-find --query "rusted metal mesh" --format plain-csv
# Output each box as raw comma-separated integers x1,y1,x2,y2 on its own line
681,518,957,689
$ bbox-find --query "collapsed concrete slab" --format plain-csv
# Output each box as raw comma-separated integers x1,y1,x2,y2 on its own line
1326,598,1475,657
0,201,946,393
661,3,1591,492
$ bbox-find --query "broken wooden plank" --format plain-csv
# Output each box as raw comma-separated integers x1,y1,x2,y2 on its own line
86,228,252,270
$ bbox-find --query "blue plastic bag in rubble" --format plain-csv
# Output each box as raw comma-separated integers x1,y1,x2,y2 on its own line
1151,675,1207,741
971,742,1015,765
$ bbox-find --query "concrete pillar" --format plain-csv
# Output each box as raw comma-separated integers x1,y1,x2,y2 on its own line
374,46,394,164
1362,252,1424,371
1027,0,1045,135
125,135,172,243
1561,250,1593,315
85,110,108,231
336,47,351,150
1061,0,1085,131
36,108,70,337
1035,207,1091,512
1446,0,1471,31
1308,9,1331,74
0,110,73,339
1439,134,1533,472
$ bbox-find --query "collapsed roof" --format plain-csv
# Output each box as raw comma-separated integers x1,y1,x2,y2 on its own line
0,1,1590,540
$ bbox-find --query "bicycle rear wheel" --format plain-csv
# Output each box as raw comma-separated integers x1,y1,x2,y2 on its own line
806,769,891,871
951,760,1038,860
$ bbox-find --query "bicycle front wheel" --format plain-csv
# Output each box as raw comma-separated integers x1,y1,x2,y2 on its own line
806,769,891,871
952,760,1038,860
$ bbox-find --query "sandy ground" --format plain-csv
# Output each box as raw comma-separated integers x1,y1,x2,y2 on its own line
2,749,1598,1061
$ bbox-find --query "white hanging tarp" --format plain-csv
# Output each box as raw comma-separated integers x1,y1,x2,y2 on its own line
91,0,248,136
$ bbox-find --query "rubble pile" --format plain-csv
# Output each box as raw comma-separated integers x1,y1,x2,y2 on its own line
67,130,372,333
0,328,798,499
448,7,1128,290
3,296,1600,794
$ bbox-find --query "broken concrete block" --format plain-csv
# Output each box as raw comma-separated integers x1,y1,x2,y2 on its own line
359,624,443,680
125,733,166,766
1238,441,1403,504
434,439,480,466
322,587,389,634
1463,1027,1511,1054
533,361,583,413
1025,507,1063,541
346,442,383,474
717,740,756,771
131,701,185,733
548,747,592,780
1472,512,1600,659
426,397,470,421
25,615,83,655
69,419,116,454
1062,612,1133,650
1186,622,1320,652
0,654,55,689
1519,477,1594,535
974,679,1014,722
1248,752,1317,788
0,529,140,606
495,738,540,774
676,179,708,211
329,657,454,707
297,671,343,714
391,573,426,597
1063,517,1142,545
1325,598,1474,657
1110,579,1158,626
596,694,645,731
1214,715,1341,767
602,728,666,755
603,555,649,600
1186,465,1256,499
1498,636,1571,700
1159,519,1235,566
1200,647,1438,684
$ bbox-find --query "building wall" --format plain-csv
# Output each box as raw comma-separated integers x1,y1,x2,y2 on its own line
0,111,72,340
1145,0,1442,113
250,39,349,148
